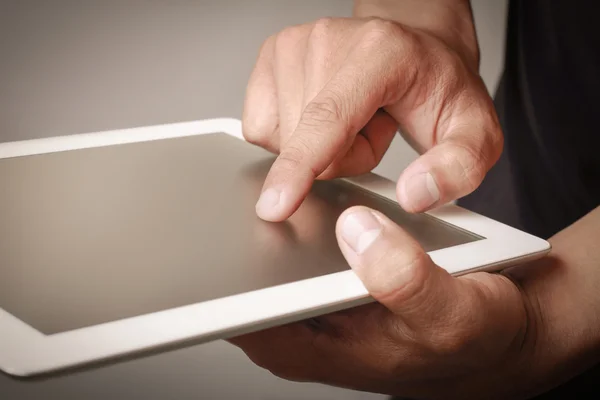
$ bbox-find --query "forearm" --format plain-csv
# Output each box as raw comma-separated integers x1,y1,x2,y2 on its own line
353,0,479,67
512,206,600,395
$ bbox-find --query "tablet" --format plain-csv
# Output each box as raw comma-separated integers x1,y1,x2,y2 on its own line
0,118,550,377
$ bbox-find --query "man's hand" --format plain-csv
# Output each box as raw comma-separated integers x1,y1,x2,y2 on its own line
243,12,501,221
230,206,536,399
230,205,600,399
235,1,600,397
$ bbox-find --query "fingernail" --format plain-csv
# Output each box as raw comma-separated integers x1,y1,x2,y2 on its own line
405,172,439,210
341,210,382,255
255,188,281,219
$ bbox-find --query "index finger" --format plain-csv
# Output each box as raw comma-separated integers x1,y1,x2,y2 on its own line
254,65,385,222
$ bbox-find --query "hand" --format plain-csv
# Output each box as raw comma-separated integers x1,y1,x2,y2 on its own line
243,16,502,221
230,206,538,399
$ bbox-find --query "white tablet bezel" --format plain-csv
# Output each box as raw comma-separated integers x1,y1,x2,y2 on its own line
0,118,550,377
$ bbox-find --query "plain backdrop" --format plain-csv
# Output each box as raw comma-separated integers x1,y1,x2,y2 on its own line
0,1,507,399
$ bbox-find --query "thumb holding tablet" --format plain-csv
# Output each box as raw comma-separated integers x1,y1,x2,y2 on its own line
336,206,529,358
230,206,543,398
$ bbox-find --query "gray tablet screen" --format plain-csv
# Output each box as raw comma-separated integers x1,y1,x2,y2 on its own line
0,133,481,335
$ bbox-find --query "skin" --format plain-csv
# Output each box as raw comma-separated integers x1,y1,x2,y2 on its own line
231,1,600,398
244,2,500,221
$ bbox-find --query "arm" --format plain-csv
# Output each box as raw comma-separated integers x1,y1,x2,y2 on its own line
508,206,600,396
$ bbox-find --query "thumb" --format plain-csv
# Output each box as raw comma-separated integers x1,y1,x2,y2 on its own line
335,206,462,320
336,206,528,356
394,100,504,213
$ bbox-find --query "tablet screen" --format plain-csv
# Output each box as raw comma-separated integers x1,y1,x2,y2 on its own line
0,133,481,335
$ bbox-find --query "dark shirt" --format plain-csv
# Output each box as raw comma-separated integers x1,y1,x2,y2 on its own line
459,0,600,397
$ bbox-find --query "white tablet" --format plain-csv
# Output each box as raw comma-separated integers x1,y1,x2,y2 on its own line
0,118,550,377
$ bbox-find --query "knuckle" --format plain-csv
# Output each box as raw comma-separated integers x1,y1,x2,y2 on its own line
310,17,335,40
375,248,431,302
249,356,305,382
242,348,282,377
428,53,466,108
429,322,479,358
414,45,469,112
258,34,276,56
301,94,344,128
362,18,405,45
440,53,465,87
276,145,308,173
274,25,305,53
299,93,351,147
248,354,272,372
358,19,418,104
446,141,488,193
241,115,271,146
318,160,346,180
394,251,432,300
487,121,505,161
267,367,306,382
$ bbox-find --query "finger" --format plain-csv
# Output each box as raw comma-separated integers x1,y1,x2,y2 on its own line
228,308,395,387
320,109,398,179
301,18,359,106
273,24,312,142
242,35,280,153
228,323,328,383
254,21,426,222
335,206,463,322
255,57,388,222
395,95,503,213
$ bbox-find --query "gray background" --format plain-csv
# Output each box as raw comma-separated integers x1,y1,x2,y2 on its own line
0,0,507,398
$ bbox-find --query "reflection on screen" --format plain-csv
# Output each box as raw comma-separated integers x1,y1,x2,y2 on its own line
0,133,481,334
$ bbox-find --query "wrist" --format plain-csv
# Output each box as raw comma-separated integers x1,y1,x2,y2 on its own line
505,207,600,396
353,0,480,69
